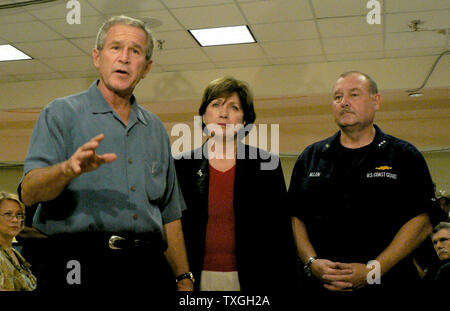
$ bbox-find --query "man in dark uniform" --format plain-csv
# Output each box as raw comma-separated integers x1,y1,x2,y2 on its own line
289,71,443,299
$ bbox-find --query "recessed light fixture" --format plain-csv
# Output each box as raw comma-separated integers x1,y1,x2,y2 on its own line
189,25,256,47
0,44,32,62
408,92,424,97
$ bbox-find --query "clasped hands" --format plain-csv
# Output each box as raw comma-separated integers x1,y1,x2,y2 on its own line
62,134,117,178
311,259,370,291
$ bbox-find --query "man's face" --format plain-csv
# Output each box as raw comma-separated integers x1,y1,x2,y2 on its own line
432,228,450,261
332,73,381,131
93,24,152,98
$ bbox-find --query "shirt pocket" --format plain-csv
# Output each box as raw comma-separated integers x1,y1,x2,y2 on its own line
145,160,167,203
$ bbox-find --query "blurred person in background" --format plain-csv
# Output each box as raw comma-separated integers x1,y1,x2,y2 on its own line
0,191,36,291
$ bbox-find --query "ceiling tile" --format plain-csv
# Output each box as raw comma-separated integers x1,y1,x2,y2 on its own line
87,0,164,14
0,74,19,83
131,10,184,32
40,55,95,72
261,39,322,58
215,58,270,68
326,51,383,62
163,0,233,8
25,0,101,20
386,10,450,33
269,55,327,65
203,44,266,61
161,63,216,72
69,37,96,54
0,7,36,24
385,32,447,50
240,0,313,23
16,72,65,81
0,59,53,74
171,4,246,29
0,21,62,42
15,40,86,59
45,16,106,38
323,35,383,54
311,0,370,18
153,48,210,65
386,0,450,13
318,16,382,38
251,21,318,42
61,70,99,79
153,31,198,50
384,47,446,58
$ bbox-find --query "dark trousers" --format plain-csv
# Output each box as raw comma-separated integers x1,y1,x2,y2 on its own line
21,233,177,302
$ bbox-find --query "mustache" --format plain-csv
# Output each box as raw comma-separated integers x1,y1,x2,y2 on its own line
437,249,449,256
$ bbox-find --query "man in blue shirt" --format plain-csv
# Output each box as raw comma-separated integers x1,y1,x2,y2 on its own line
19,15,193,294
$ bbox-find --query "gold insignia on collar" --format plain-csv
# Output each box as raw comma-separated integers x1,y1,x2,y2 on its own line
376,166,392,170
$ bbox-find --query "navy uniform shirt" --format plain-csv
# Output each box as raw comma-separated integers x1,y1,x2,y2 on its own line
289,125,443,284
21,81,186,242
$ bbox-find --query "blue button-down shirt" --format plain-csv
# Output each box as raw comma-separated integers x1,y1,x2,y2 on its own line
22,81,186,240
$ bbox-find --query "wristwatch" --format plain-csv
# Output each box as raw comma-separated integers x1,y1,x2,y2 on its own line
304,256,318,277
176,272,195,284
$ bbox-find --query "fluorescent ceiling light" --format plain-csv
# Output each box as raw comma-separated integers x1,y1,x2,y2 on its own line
0,44,32,62
408,92,423,97
189,25,256,47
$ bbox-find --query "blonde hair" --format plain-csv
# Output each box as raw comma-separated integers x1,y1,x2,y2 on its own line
0,191,26,227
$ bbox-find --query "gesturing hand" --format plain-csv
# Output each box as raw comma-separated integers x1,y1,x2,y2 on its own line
63,134,117,178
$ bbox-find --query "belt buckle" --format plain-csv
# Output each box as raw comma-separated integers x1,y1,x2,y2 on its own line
109,235,125,250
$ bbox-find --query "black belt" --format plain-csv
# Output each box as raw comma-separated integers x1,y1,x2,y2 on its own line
36,232,165,253
108,235,159,250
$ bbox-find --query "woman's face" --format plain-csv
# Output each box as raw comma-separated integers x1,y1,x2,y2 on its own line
202,92,245,138
0,200,24,239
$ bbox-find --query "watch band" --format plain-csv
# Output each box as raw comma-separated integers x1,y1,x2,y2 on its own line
175,272,195,284
304,256,318,277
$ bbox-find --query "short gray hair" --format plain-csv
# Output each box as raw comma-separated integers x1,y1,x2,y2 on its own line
95,15,154,61
431,222,450,237
336,71,379,95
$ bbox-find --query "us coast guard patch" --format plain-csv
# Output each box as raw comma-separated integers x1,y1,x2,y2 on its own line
366,165,397,180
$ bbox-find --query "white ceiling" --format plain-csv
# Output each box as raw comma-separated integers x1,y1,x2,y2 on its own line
0,0,449,82
0,0,449,162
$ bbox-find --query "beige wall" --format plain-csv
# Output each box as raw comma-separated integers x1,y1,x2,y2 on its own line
1,55,449,162
1,151,447,198
0,167,23,195
279,152,450,193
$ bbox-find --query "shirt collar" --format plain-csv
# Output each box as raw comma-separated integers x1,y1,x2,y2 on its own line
87,80,147,126
324,124,389,153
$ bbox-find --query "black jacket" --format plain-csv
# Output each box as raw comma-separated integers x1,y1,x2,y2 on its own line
175,143,298,292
